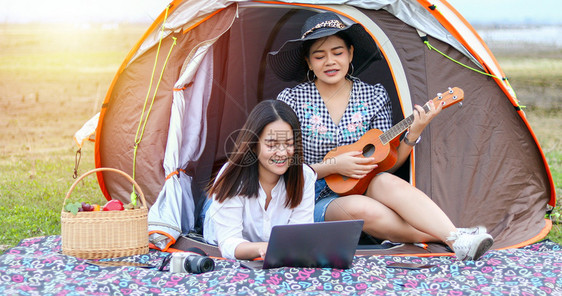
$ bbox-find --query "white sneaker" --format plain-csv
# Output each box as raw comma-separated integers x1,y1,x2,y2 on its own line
449,232,494,261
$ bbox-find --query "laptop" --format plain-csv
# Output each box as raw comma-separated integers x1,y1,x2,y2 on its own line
240,220,364,270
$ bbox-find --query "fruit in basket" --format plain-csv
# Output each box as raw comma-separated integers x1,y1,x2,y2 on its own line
81,202,95,212
92,204,101,211
102,200,124,211
64,202,99,214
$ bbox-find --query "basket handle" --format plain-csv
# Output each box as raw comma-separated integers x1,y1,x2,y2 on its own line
62,167,147,212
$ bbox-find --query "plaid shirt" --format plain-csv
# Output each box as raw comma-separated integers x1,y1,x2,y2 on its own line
277,77,392,165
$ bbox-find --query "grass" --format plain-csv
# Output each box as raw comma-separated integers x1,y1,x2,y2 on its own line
0,148,104,245
524,108,562,243
0,24,144,250
0,23,560,251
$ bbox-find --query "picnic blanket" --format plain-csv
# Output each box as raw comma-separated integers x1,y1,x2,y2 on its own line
0,235,561,295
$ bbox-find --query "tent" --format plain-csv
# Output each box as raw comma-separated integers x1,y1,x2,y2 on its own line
84,0,556,255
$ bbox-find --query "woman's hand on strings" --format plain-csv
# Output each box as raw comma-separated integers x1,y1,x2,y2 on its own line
409,100,443,138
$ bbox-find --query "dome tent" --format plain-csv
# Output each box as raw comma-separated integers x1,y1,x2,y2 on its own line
88,0,555,255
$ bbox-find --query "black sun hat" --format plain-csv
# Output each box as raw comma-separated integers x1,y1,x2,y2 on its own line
267,12,382,82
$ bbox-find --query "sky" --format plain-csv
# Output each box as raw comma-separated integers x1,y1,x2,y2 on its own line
0,0,560,25
447,0,561,25
0,0,169,24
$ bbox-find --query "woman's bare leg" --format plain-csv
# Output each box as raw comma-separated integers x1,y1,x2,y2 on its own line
365,173,457,247
323,173,493,260
325,194,438,243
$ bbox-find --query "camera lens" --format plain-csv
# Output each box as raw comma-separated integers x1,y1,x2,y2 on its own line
183,255,215,274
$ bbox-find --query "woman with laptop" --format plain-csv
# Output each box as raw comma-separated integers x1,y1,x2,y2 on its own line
203,100,316,260
267,12,493,261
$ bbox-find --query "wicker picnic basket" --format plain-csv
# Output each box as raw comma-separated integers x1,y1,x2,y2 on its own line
61,168,149,259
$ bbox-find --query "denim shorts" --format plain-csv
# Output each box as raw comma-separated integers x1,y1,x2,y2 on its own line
314,179,340,222
200,197,213,224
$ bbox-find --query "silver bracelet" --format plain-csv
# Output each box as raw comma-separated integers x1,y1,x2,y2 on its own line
403,131,421,146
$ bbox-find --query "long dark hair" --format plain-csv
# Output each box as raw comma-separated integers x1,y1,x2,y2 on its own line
208,100,304,209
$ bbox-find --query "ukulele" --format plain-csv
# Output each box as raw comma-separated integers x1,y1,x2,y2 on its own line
324,87,464,196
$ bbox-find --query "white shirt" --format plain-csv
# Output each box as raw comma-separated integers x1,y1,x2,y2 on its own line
203,164,316,259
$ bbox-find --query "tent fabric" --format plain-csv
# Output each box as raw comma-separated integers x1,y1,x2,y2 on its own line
94,0,555,255
97,4,238,209
129,1,243,64
147,6,238,250
131,1,480,74
147,47,215,249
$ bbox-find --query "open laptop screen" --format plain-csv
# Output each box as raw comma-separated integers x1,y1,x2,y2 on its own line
260,220,364,269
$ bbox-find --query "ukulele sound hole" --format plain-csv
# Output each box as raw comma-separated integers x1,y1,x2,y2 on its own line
362,144,375,157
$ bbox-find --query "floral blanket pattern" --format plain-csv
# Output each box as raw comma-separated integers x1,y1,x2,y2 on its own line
0,236,561,295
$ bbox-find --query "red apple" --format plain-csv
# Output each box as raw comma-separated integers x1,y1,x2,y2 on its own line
102,200,124,211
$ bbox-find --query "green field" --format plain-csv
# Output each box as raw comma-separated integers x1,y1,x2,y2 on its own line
0,24,560,251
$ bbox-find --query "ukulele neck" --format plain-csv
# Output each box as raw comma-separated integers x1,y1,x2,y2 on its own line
379,104,431,145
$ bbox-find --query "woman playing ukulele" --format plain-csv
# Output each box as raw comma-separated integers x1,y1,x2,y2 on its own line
268,12,493,261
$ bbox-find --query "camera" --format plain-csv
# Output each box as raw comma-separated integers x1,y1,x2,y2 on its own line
169,251,215,274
